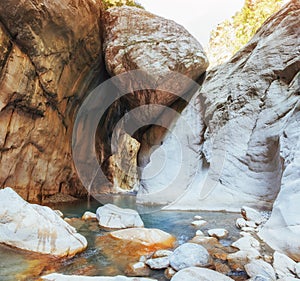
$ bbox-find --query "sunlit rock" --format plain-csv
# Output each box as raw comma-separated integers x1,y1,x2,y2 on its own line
0,188,87,257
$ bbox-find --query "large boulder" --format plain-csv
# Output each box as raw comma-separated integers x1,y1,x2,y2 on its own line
138,1,300,211
0,0,104,202
96,204,144,229
0,187,87,256
96,6,208,193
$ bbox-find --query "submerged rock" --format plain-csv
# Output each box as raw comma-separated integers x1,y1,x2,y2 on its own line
169,243,211,271
96,204,144,229
0,188,87,257
170,267,234,281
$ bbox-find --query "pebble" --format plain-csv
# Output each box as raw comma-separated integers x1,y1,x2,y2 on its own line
165,267,177,279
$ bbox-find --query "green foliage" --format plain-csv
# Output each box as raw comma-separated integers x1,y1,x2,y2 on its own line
207,0,284,66
232,0,283,53
102,0,143,9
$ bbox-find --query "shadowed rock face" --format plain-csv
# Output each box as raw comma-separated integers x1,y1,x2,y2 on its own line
138,1,300,211
0,0,104,202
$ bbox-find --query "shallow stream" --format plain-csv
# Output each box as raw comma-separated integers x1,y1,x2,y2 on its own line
0,197,243,281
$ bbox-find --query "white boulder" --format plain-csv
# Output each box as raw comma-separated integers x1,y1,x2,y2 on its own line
96,204,144,229
244,259,276,280
0,187,87,257
207,228,228,239
169,243,210,271
170,267,234,281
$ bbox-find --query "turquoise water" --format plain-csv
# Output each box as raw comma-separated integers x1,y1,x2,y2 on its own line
0,197,242,281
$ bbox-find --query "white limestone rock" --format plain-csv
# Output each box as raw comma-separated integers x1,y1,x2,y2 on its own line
82,211,97,220
138,1,300,213
169,243,210,271
244,259,276,280
272,251,296,279
241,206,264,225
0,187,87,257
191,220,207,227
294,263,300,278
207,228,228,239
236,218,247,229
170,267,234,281
232,236,261,251
146,256,170,269
152,250,173,258
96,204,144,229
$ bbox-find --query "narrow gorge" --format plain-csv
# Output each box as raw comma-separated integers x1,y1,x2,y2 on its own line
0,0,299,280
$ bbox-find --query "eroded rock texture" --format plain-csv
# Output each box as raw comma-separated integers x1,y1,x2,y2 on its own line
97,6,208,192
138,1,300,211
0,0,104,202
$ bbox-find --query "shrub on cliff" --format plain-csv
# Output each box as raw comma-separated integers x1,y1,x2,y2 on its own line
207,0,284,67
102,0,143,9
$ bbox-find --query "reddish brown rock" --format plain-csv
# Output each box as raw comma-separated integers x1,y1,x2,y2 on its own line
0,0,104,202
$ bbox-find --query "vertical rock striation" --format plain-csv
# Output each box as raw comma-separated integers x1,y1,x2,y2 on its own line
0,0,104,202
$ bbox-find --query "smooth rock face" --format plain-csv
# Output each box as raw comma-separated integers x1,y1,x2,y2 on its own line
170,267,234,281
142,1,300,212
169,243,210,271
0,187,87,257
96,204,144,229
109,228,176,249
244,259,276,280
258,80,300,261
42,274,157,281
0,0,104,201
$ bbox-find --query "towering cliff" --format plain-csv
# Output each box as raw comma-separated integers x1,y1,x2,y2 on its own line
138,0,300,211
0,0,104,202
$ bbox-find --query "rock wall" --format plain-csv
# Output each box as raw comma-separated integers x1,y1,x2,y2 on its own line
138,1,300,211
0,0,104,202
